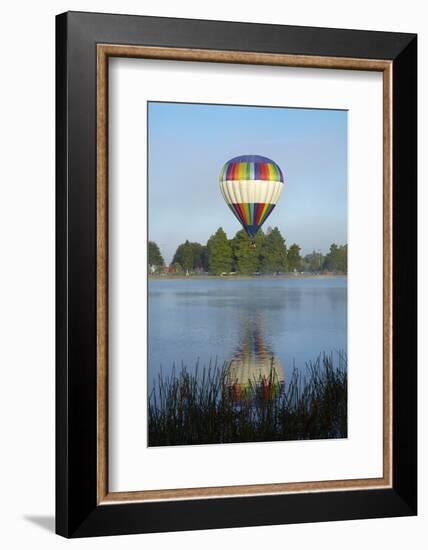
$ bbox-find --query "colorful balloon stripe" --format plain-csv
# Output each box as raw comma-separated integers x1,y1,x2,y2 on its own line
228,202,276,228
220,161,283,182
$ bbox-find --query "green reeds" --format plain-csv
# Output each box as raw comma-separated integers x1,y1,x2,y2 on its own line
148,352,347,446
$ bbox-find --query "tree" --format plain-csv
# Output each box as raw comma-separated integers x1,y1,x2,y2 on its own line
172,240,208,272
231,229,264,274
189,242,206,270
170,262,183,274
207,228,233,275
148,241,164,271
172,240,193,271
303,251,325,273
287,243,302,272
200,245,209,272
259,227,287,273
338,244,348,274
323,243,347,273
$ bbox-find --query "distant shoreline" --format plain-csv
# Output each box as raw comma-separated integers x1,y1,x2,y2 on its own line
149,273,347,281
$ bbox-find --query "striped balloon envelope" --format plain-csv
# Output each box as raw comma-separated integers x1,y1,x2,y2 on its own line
219,155,284,240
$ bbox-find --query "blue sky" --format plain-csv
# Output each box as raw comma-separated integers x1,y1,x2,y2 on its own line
148,102,347,263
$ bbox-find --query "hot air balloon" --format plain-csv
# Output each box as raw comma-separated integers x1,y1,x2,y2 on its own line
219,155,284,244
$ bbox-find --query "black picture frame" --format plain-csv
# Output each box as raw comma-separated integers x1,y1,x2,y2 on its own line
56,11,417,538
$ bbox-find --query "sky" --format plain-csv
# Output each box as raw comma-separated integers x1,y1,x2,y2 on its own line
148,101,347,264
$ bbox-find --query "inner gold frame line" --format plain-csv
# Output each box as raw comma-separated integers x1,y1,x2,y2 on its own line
96,44,393,505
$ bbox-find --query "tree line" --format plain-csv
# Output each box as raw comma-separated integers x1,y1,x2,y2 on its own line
148,227,347,276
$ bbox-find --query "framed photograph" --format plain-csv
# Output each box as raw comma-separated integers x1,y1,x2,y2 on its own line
56,11,417,537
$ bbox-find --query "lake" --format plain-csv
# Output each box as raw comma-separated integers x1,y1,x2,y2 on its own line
148,276,347,391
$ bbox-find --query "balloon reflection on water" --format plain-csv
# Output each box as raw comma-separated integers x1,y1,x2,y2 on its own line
225,317,285,404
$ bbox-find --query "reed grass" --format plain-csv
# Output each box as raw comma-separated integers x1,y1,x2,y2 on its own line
148,352,347,446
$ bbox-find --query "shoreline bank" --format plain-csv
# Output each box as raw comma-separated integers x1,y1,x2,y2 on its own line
149,273,347,281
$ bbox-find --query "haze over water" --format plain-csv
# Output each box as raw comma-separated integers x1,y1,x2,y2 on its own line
148,276,347,389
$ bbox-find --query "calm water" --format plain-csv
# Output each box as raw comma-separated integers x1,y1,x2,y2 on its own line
148,277,347,389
